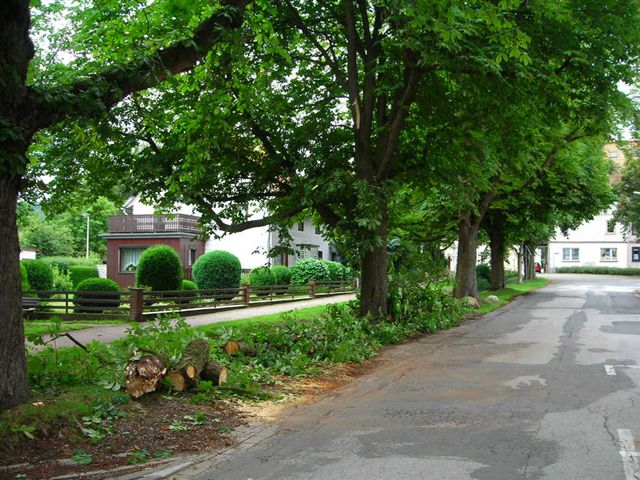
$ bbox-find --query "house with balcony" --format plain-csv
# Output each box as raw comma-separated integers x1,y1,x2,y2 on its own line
102,197,335,288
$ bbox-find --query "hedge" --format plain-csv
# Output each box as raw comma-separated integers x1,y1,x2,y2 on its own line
74,278,120,313
271,265,291,285
20,263,30,291
555,266,640,275
290,259,330,284
192,250,241,291
136,245,183,291
42,256,100,274
22,260,54,291
324,261,344,282
69,265,99,288
248,267,275,296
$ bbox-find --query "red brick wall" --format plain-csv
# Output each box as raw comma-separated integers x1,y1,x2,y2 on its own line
106,237,205,288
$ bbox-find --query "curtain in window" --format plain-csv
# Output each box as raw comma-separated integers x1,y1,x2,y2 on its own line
120,248,146,270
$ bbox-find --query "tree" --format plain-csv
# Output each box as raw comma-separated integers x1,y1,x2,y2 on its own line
0,0,252,410
31,0,533,320
614,143,640,231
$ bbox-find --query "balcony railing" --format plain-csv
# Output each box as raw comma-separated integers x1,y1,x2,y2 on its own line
108,214,203,234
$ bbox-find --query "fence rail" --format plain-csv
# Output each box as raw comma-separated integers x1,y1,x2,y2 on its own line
22,280,356,321
107,214,202,234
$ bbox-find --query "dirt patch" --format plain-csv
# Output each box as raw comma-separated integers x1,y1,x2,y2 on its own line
0,395,246,480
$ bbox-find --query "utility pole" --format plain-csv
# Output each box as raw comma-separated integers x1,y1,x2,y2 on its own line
82,213,90,258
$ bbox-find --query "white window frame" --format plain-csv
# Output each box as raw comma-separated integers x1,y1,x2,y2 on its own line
119,247,147,272
562,248,579,262
600,248,618,262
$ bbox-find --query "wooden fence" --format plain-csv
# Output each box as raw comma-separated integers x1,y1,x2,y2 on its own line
23,280,356,321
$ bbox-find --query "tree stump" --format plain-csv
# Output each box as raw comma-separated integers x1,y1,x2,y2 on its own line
201,362,228,386
124,355,166,398
223,340,256,356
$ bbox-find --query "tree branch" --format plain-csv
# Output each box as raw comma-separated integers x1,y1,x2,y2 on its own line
204,205,303,233
29,0,253,132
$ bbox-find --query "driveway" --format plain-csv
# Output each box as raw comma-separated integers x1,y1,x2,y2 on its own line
172,274,640,480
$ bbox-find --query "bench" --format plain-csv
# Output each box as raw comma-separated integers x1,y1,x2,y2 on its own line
22,297,41,319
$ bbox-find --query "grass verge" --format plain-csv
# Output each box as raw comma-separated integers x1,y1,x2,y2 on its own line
472,277,549,315
24,319,129,336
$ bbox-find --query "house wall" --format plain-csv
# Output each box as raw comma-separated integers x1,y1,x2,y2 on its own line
547,209,639,271
106,237,204,288
270,218,332,267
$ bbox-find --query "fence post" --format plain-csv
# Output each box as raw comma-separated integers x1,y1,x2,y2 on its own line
309,280,317,298
242,285,251,306
129,287,144,322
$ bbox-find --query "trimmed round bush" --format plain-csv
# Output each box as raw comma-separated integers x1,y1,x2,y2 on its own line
69,265,99,288
249,267,276,296
324,261,344,282
182,279,198,290
136,245,183,291
271,265,291,285
75,278,120,313
290,259,330,285
22,260,53,291
192,250,241,292
176,279,199,304
20,263,30,291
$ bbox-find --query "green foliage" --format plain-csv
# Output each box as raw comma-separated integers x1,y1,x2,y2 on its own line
475,264,491,292
20,263,30,291
22,259,54,291
69,265,99,288
555,266,640,276
41,256,100,274
248,267,275,291
136,245,183,291
71,449,93,465
323,261,344,282
182,279,198,290
271,265,291,285
21,220,75,257
290,259,330,285
192,250,241,290
74,278,120,313
52,266,73,291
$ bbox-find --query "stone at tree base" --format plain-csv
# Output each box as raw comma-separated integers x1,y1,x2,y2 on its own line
486,295,500,303
463,296,480,308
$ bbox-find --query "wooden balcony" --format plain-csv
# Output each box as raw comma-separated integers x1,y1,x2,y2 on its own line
108,214,203,234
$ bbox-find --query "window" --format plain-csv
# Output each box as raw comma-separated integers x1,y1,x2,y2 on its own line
189,248,197,266
318,250,323,259
562,248,579,261
600,248,618,262
315,225,321,234
607,219,616,234
632,247,640,262
296,244,318,260
120,247,146,271
297,222,304,232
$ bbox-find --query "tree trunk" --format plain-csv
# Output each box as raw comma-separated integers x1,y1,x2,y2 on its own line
517,245,524,284
201,362,228,386
223,340,256,356
487,213,506,291
0,173,28,410
524,242,536,280
454,214,481,299
359,201,388,319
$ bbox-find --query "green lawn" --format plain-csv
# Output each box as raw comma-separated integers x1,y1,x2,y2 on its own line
24,319,129,336
195,303,339,334
472,277,549,314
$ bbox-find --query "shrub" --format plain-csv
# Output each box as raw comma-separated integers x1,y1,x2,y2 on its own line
554,266,640,275
69,265,99,288
324,261,344,282
290,259,330,284
476,263,491,283
136,245,183,291
74,278,120,313
52,266,73,291
271,265,291,285
20,263,30,291
477,277,490,293
192,250,241,291
182,279,198,290
175,279,199,304
22,260,53,291
249,267,276,296
42,256,100,274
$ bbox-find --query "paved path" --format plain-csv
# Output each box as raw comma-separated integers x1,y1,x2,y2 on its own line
169,274,640,480
31,294,354,350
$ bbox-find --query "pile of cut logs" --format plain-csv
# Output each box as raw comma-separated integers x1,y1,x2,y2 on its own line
124,338,254,398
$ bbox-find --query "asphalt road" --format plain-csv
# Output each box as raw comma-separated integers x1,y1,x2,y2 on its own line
176,274,640,480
